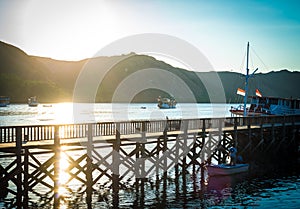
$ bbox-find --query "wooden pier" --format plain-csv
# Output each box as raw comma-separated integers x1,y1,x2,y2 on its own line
0,115,299,208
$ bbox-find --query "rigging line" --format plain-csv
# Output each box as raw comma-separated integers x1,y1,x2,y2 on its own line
249,46,268,93
250,50,255,71
231,50,246,104
238,49,247,74
230,45,248,105
238,49,247,92
250,46,270,72
247,47,269,94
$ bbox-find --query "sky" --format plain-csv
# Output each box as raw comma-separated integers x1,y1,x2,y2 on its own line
0,0,300,73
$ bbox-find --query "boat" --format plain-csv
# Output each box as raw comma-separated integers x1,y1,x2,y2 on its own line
42,104,52,107
230,42,300,116
28,96,38,107
230,96,300,116
157,96,177,109
207,163,249,176
0,96,10,107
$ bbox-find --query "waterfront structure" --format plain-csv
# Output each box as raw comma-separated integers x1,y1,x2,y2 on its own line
0,115,299,207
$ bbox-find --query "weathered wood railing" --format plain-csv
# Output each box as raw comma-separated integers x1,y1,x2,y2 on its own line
1,115,300,143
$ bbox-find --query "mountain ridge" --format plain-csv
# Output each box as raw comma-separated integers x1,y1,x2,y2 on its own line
0,41,299,103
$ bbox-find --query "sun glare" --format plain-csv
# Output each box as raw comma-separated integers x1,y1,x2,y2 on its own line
22,0,123,60
58,148,70,196
54,103,73,123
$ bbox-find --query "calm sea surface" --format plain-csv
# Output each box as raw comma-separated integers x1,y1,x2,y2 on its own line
0,103,233,126
0,103,299,208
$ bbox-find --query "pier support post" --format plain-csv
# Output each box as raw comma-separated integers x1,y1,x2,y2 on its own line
140,121,146,181
163,118,168,176
201,119,206,161
182,155,187,206
16,127,22,208
291,115,296,142
282,116,286,141
86,123,93,207
23,148,29,207
217,119,223,164
233,117,238,148
258,117,266,154
247,117,252,159
200,119,206,183
175,164,179,199
271,118,275,146
112,122,120,208
53,125,60,208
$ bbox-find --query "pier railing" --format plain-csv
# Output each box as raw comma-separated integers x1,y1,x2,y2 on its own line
0,114,299,208
1,115,299,143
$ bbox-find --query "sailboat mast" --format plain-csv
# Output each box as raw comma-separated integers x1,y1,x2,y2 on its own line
243,42,250,116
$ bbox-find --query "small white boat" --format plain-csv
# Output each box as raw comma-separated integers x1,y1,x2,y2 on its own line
207,163,249,176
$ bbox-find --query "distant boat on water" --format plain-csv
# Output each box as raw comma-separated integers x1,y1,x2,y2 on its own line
28,96,38,107
0,96,10,107
43,104,52,107
157,96,177,109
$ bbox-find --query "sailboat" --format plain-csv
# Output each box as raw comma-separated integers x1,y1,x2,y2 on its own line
229,43,300,116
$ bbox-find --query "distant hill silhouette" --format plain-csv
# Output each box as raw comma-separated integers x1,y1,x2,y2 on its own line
0,41,67,102
0,41,299,103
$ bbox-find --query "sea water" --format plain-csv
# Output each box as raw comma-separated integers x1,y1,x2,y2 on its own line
0,103,232,126
0,103,299,208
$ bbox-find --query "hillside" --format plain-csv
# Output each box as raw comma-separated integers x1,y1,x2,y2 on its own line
0,41,299,103
216,70,300,103
0,41,67,102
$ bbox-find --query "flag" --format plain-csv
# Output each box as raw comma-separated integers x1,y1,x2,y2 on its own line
237,88,245,96
256,89,262,97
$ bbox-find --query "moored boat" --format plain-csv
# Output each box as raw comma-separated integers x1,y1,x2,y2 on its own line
28,96,38,107
230,96,300,116
157,96,177,109
0,96,10,107
207,163,249,176
230,42,300,116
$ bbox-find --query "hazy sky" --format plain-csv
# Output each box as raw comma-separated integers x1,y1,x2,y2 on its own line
0,0,300,72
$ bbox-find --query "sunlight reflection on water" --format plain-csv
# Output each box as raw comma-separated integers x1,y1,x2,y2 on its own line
1,103,299,208
0,103,232,126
